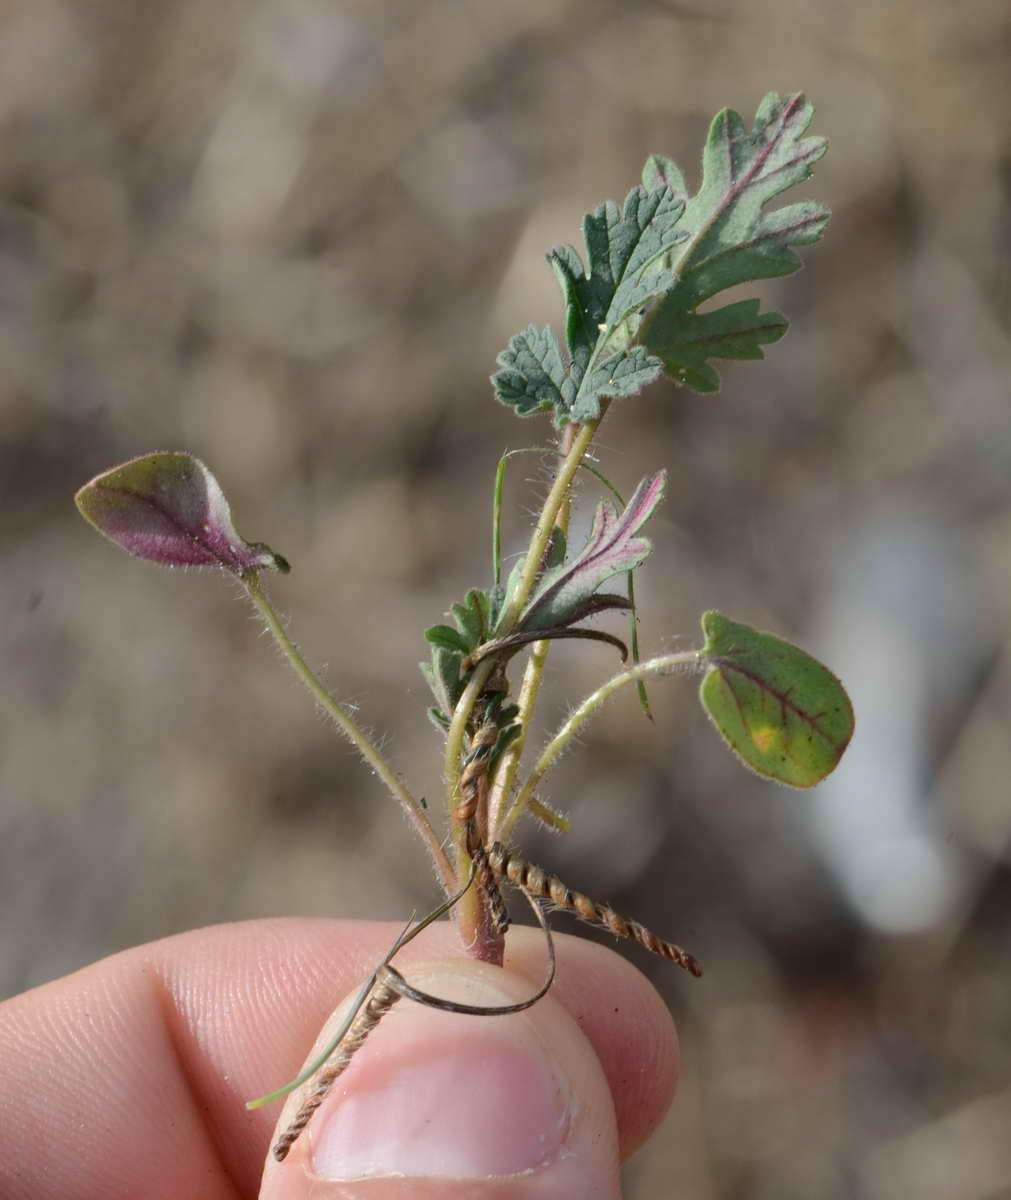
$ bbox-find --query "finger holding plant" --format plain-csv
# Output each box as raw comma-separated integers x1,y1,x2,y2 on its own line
75,92,853,1160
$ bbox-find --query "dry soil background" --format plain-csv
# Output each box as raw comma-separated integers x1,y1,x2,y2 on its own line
1,2,1009,1197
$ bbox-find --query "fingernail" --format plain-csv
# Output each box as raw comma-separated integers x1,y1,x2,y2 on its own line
310,969,570,1181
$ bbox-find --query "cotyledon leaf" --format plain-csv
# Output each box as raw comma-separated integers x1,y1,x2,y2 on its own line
75,452,289,576
699,611,853,788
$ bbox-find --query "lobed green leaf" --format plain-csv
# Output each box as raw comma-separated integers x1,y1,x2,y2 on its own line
424,624,472,655
492,324,573,417
420,587,499,721
641,153,689,201
420,643,464,724
643,92,829,392
518,470,666,632
646,299,787,392
494,94,828,422
570,346,665,422
494,185,687,426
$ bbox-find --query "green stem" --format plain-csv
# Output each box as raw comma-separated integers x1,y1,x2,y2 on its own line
500,650,702,842
443,665,494,821
486,419,666,836
491,450,511,592
441,661,497,947
445,421,598,949
486,425,579,837
444,422,598,818
495,420,598,636
486,635,550,837
242,572,454,894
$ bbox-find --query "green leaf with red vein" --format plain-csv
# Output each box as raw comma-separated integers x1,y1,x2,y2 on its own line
493,186,687,426
75,452,290,576
699,611,853,788
641,153,689,203
642,92,829,392
644,298,787,392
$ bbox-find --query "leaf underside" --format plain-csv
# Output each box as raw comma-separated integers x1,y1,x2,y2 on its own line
643,92,829,391
517,470,666,632
75,453,289,576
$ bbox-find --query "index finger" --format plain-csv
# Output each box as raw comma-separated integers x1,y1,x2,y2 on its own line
0,918,678,1198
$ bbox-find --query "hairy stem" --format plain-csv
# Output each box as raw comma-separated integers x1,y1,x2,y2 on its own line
501,650,702,842
486,635,550,837
496,420,598,635
242,572,454,893
441,663,499,958
486,424,579,837
444,420,598,952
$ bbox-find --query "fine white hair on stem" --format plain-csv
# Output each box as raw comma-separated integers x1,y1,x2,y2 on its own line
500,649,703,840
242,572,454,893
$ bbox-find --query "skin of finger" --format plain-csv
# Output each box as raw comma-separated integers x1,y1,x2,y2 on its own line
503,926,679,1160
260,957,625,1200
0,918,678,1199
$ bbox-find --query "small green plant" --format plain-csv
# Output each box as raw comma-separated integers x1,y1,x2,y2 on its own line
76,93,852,1157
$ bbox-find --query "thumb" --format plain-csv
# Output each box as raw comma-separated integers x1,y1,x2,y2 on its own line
259,955,623,1199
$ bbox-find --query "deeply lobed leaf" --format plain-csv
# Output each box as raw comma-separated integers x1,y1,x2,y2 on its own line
492,324,573,417
643,92,829,391
649,299,787,392
641,153,689,201
493,93,828,422
493,185,687,426
517,470,666,631
570,346,665,422
421,587,495,724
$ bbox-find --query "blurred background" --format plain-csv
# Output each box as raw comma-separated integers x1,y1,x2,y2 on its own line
1,1,1009,1195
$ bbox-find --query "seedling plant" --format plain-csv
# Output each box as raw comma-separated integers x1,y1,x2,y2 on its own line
75,93,854,1158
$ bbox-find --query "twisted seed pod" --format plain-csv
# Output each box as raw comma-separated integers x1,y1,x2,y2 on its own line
456,711,510,935
488,841,703,978
469,837,511,935
272,976,402,1161
455,720,499,823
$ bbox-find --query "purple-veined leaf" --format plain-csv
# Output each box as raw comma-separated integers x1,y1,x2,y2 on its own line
642,93,829,392
75,452,290,575
641,153,689,202
699,611,853,788
517,469,666,632
646,298,787,393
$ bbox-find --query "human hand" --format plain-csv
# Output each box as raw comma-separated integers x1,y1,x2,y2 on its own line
0,918,678,1198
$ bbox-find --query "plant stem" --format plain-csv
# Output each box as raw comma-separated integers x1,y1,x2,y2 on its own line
500,650,702,842
443,421,599,818
242,572,454,893
443,420,598,952
485,635,550,836
496,420,598,636
442,663,498,956
486,424,579,837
